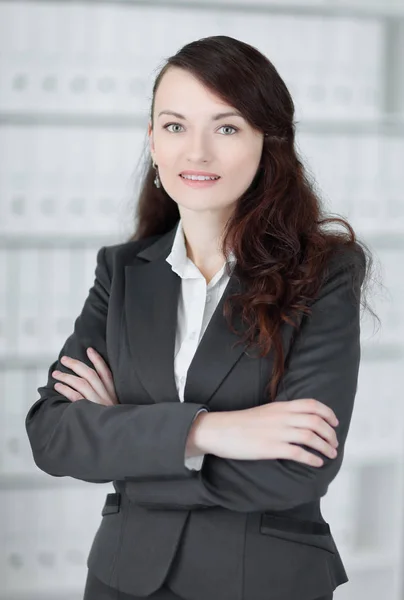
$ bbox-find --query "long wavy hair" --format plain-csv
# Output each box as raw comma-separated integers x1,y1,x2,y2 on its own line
127,35,377,401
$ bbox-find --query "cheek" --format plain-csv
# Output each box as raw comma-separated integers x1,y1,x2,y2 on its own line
228,139,262,170
229,153,261,189
152,135,176,167
155,148,175,169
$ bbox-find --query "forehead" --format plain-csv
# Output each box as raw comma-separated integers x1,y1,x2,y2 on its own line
154,67,233,114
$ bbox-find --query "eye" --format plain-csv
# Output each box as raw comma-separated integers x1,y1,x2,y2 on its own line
219,125,238,135
163,123,184,133
163,123,239,135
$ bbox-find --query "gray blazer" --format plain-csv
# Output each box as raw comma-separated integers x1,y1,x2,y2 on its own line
25,223,366,600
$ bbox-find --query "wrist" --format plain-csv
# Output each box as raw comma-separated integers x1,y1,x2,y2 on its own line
190,410,234,456
185,411,209,458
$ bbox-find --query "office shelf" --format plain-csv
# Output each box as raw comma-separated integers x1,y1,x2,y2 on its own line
344,445,404,465
0,234,125,249
0,231,403,250
0,342,402,371
0,472,103,490
1,0,403,20
345,551,398,571
1,111,404,136
0,592,81,600
1,2,403,599
0,111,146,129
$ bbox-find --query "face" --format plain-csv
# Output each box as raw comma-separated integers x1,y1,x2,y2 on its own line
148,67,264,217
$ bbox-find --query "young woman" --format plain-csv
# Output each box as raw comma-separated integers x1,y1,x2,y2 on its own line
26,35,375,600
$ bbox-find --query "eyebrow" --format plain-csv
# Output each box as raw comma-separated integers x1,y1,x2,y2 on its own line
157,110,244,121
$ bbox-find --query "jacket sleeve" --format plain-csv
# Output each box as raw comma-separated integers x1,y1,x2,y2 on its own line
124,248,366,512
184,410,208,471
25,246,210,484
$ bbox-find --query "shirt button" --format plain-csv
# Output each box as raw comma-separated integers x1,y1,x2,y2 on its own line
180,376,186,385
206,294,212,303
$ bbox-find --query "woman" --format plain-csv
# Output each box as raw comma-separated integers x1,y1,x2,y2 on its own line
26,36,375,600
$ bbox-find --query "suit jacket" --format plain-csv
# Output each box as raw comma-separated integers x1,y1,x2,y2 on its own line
25,223,366,600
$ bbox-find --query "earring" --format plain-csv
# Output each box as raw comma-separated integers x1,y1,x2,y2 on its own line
152,161,161,188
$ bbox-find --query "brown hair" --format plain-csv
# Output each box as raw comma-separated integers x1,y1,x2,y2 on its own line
127,35,377,401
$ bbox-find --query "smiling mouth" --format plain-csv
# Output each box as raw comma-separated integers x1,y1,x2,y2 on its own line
178,174,221,188
179,174,221,181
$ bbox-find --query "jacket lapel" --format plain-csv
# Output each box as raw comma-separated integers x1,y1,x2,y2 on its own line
124,225,249,407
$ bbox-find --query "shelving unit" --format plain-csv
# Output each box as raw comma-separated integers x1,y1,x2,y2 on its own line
0,1,402,599
1,0,404,19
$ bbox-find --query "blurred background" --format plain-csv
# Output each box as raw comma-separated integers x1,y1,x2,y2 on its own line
0,0,403,599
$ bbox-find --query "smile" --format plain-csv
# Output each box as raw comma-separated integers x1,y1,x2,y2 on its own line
179,174,221,188
180,174,220,181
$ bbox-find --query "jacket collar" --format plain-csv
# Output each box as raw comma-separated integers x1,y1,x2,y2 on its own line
165,219,237,280
124,223,249,407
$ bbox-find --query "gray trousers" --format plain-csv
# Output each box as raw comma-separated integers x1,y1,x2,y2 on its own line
83,569,334,600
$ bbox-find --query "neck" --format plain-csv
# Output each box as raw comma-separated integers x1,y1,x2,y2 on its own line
180,214,229,270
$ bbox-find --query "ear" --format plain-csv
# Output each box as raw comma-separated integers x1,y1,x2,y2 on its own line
148,121,155,161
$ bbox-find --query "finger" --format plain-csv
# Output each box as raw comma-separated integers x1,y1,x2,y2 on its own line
281,443,324,467
54,382,85,402
54,374,115,406
287,413,339,448
86,348,118,403
59,356,111,404
289,398,338,427
287,427,338,460
52,370,100,404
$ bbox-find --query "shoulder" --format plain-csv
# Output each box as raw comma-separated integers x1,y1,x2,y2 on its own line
310,242,367,311
323,241,366,284
98,233,164,278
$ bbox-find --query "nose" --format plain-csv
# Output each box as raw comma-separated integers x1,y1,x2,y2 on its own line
185,132,212,164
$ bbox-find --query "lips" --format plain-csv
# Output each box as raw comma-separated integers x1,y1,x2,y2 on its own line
180,174,220,180
180,170,220,177
179,174,221,188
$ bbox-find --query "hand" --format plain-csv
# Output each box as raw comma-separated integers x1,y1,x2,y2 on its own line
52,347,119,406
196,398,339,467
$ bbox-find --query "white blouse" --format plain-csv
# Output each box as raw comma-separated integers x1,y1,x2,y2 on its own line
166,219,236,471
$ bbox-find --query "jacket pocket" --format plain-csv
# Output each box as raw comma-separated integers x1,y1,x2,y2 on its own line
260,512,336,556
87,492,125,587
102,492,121,516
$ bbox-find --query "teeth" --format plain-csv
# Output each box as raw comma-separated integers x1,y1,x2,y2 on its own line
181,174,219,181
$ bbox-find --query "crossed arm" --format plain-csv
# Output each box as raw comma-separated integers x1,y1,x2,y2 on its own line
25,244,365,512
